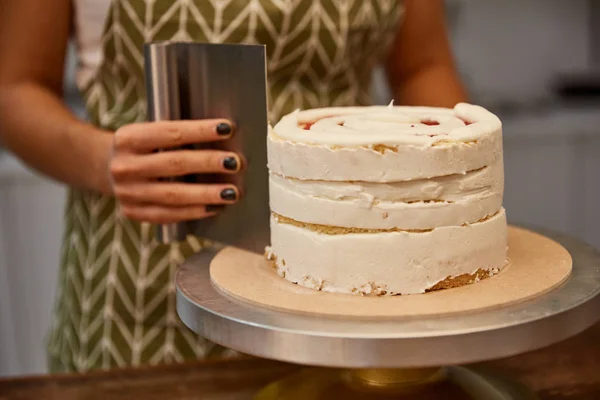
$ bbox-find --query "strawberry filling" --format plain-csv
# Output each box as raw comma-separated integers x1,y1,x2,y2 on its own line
420,119,440,126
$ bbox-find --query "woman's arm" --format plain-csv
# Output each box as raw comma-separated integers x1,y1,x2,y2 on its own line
0,0,243,223
386,0,468,108
0,0,114,194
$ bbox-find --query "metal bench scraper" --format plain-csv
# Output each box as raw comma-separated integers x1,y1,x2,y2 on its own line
144,42,270,254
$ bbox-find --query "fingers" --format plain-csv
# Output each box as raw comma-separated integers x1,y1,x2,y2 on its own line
119,204,225,224
114,119,235,153
110,118,244,224
109,150,242,179
116,181,240,223
114,182,240,207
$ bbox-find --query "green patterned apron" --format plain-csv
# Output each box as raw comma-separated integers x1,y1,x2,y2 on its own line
48,0,404,372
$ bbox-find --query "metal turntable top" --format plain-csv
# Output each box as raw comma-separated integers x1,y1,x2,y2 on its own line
175,228,600,368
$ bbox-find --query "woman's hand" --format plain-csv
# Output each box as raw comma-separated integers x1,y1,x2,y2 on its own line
108,118,242,224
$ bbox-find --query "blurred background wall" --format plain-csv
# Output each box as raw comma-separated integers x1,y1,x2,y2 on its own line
1,0,598,377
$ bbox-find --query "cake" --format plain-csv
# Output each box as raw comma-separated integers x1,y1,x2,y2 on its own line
266,103,508,296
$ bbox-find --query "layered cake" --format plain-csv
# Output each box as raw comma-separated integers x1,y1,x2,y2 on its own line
266,103,508,295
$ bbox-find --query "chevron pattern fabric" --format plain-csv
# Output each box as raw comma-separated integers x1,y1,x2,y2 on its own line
48,0,404,372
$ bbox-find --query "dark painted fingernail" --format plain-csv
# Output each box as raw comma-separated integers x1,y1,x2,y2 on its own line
206,205,225,213
223,156,238,171
216,122,232,136
220,188,237,201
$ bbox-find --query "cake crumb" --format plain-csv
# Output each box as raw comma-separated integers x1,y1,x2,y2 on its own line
264,246,276,262
426,267,499,292
302,275,324,290
357,282,388,296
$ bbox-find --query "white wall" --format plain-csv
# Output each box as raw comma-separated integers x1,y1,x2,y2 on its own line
0,157,66,377
502,110,600,249
451,0,590,106
0,206,20,375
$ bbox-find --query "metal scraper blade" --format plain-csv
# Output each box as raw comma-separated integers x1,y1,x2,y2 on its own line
145,42,270,254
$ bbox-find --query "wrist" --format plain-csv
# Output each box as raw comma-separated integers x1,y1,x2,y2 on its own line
87,128,114,195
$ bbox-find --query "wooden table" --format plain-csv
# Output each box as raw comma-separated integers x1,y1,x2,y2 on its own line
1,323,599,400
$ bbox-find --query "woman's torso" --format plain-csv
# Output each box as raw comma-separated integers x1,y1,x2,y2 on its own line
48,0,404,373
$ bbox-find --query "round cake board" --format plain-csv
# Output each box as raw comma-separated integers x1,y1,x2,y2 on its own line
210,226,572,318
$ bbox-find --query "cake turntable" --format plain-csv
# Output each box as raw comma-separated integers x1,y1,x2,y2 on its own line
175,226,600,399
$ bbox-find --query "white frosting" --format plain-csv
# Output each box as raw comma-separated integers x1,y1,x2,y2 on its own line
270,209,508,295
272,103,501,146
269,159,503,230
266,103,508,295
267,106,503,182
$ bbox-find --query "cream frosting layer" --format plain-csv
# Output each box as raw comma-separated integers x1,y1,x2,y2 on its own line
273,103,501,146
267,133,501,182
269,209,508,295
269,159,503,230
268,103,502,182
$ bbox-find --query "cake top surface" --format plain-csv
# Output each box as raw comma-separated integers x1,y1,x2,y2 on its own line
271,102,501,146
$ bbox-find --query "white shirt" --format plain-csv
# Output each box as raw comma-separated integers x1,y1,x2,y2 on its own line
72,0,112,87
